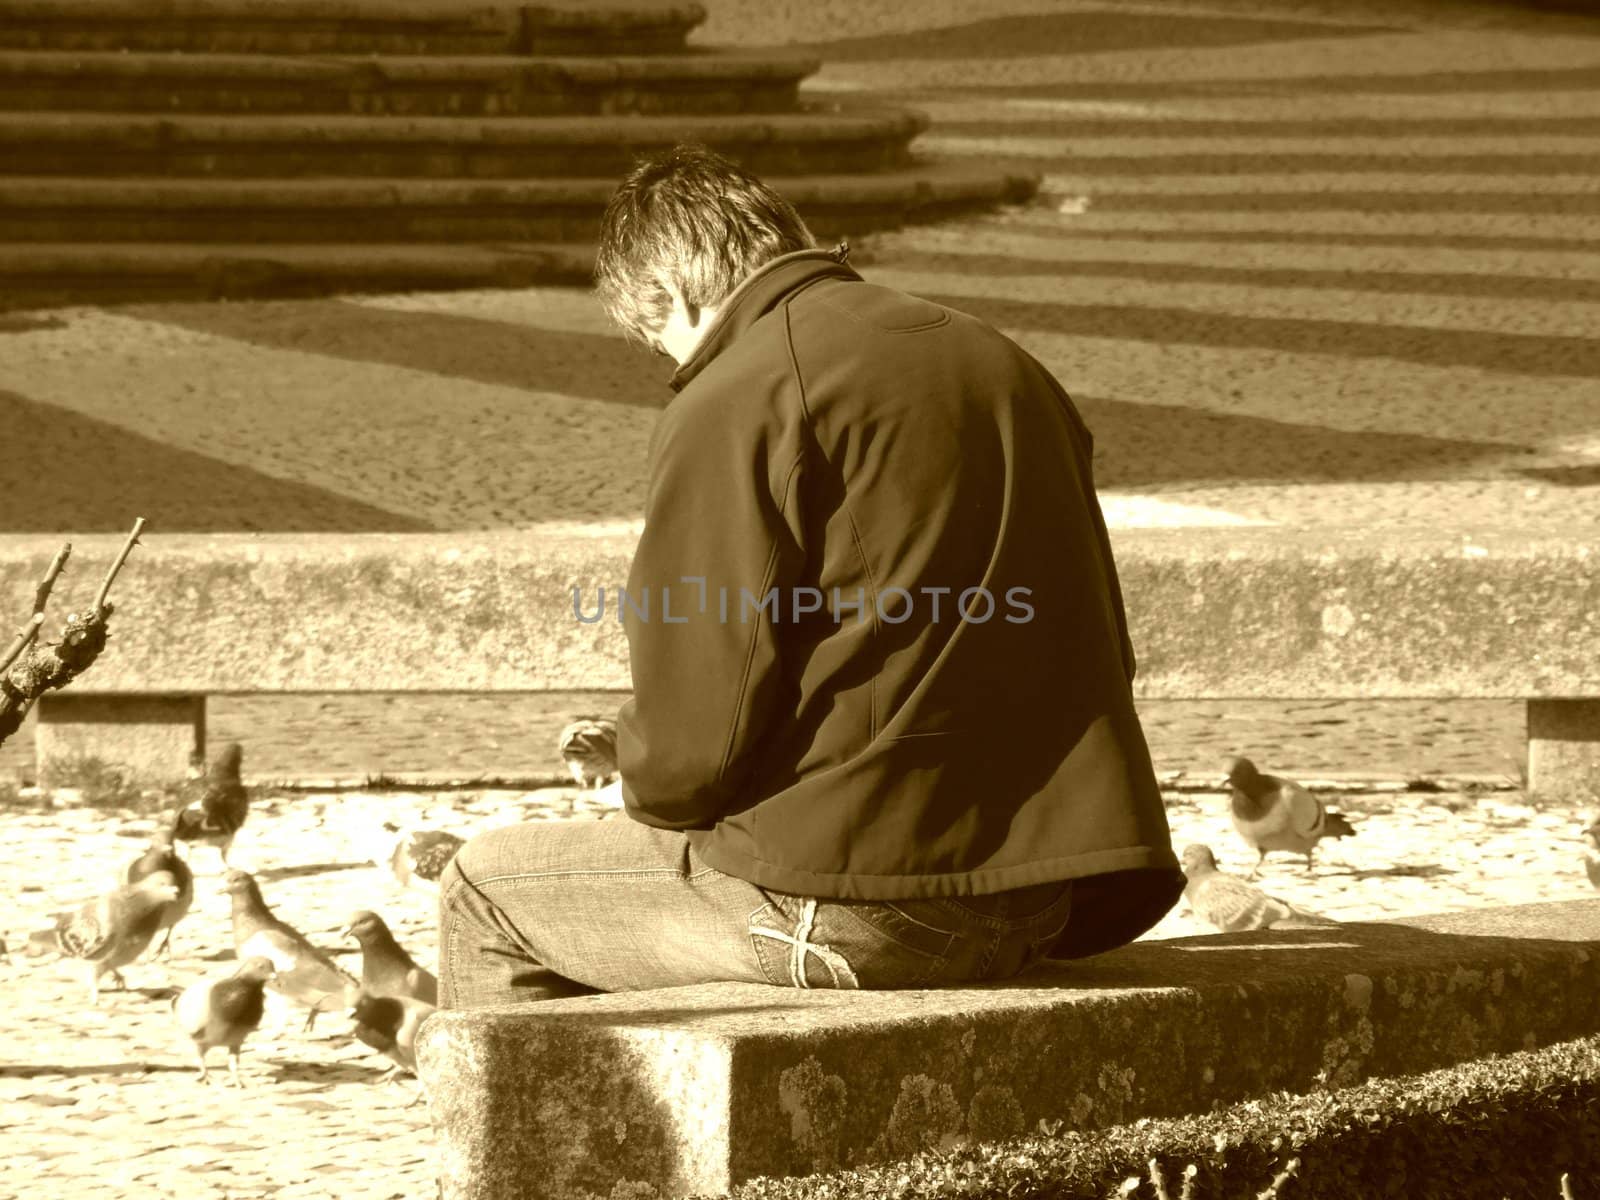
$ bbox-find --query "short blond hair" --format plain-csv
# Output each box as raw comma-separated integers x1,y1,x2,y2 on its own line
594,143,816,344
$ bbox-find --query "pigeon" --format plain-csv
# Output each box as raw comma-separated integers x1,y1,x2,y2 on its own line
54,870,182,1004
224,869,358,1034
121,800,195,959
1582,817,1600,890
370,822,463,893
1226,756,1356,877
1180,844,1336,933
558,717,619,790
173,742,249,866
172,955,276,1087
350,987,436,1085
341,910,438,1005
330,799,465,893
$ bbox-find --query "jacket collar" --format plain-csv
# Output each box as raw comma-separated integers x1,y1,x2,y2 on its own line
667,244,861,394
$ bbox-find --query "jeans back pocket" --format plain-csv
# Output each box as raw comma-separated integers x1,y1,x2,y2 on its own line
748,892,961,989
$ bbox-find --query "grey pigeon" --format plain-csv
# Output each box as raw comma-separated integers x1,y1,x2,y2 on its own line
341,910,438,1005
121,799,195,959
374,824,464,893
173,742,249,865
1180,844,1336,933
558,717,619,790
1583,817,1600,890
54,870,181,1004
225,869,358,1034
172,955,276,1087
350,987,436,1085
1227,756,1356,877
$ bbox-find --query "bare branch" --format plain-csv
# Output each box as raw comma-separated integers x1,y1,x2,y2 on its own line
33,543,71,618
93,517,146,616
2,543,71,677
0,612,43,675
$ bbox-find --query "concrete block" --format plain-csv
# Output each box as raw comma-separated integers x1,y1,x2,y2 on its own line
0,527,1594,699
1528,698,1600,800
415,899,1600,1200
35,692,203,788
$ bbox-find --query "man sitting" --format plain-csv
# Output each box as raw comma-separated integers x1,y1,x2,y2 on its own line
437,144,1183,1007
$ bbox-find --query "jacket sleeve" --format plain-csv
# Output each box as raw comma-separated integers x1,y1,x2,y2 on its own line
615,395,808,831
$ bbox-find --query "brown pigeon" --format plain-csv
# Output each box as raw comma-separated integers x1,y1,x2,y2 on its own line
341,910,438,1006
350,987,436,1086
1181,844,1336,933
224,869,358,1034
1226,756,1356,877
172,956,277,1087
121,799,195,959
558,717,619,790
174,742,249,866
55,871,182,1004
1582,817,1600,890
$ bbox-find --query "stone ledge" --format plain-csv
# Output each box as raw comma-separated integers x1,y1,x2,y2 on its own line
414,899,1600,1200
0,527,1592,696
0,159,1029,210
0,49,820,87
0,241,599,301
0,0,708,54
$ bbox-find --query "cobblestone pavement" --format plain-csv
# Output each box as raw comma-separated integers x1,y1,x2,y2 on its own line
4,780,1598,1199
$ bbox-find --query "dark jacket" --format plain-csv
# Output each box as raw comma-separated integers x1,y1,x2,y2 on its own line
616,247,1182,951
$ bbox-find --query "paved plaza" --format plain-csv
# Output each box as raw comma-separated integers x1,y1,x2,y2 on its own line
4,781,1598,1199
3,0,1600,1195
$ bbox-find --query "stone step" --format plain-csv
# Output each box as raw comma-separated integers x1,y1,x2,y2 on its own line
0,241,596,307
0,108,925,178
0,0,706,56
0,49,816,116
0,162,1035,245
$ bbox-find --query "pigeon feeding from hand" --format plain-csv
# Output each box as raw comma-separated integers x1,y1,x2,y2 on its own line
342,910,438,1005
350,987,436,1087
1226,756,1356,877
172,955,276,1087
224,869,358,1034
1582,817,1600,890
121,800,195,959
54,870,182,1004
1181,844,1336,933
558,717,619,791
173,742,249,866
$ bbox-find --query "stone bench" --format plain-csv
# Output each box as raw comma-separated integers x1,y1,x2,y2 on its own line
1,525,1596,793
414,898,1600,1199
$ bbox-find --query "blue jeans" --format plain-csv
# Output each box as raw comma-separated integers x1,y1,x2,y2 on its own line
437,816,1074,1008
